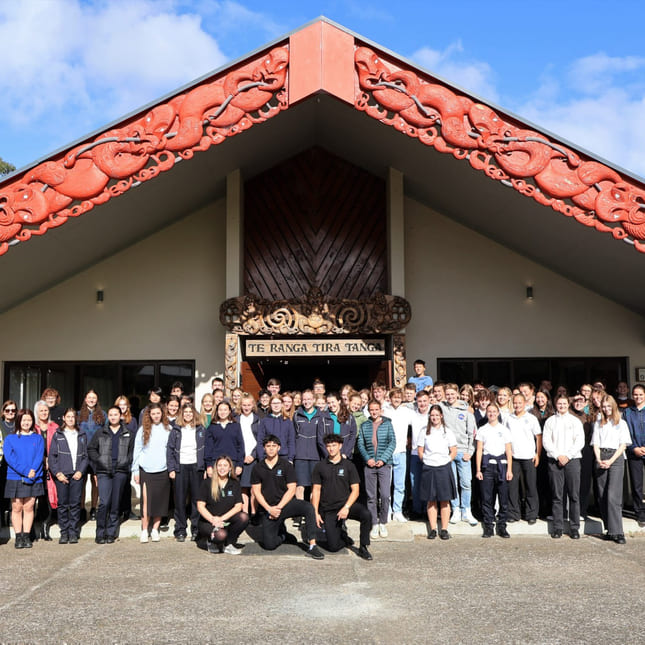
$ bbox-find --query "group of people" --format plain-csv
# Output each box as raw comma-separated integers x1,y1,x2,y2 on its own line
0,361,643,557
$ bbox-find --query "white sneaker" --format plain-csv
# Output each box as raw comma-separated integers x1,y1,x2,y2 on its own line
392,511,408,523
449,509,459,524
223,544,242,555
370,525,379,539
379,523,388,538
462,510,478,526
140,530,149,543
150,529,160,542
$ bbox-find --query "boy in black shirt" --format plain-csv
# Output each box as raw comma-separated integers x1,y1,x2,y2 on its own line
250,434,324,559
311,434,373,560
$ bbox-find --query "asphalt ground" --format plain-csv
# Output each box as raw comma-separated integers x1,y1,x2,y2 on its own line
0,520,643,645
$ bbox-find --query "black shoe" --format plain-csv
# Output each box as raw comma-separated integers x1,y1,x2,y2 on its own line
551,530,562,539
23,534,33,548
59,533,69,545
427,529,437,540
570,529,580,540
43,523,53,541
305,545,325,560
357,546,373,561
160,520,169,532
69,535,78,544
482,526,494,538
527,519,537,525
175,534,186,542
439,529,450,540
497,527,511,538
95,536,106,544
14,533,24,549
89,508,97,521
614,534,626,544
106,536,116,544
128,512,139,521
190,534,197,542
507,518,519,523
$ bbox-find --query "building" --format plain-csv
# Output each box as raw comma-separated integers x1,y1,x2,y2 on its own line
1,18,644,411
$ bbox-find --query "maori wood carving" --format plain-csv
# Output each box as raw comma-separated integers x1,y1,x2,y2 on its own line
220,288,411,336
224,333,240,395
355,46,645,253
393,334,407,388
0,46,289,255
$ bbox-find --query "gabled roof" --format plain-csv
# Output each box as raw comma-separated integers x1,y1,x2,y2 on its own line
1,18,644,314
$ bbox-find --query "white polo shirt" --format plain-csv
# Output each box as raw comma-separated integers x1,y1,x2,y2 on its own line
505,412,541,459
420,427,457,467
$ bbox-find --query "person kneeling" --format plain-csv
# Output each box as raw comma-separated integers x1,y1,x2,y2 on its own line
250,435,324,560
196,456,249,555
311,434,373,560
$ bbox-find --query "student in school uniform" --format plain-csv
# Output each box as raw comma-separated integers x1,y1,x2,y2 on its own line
592,395,632,544
504,393,542,525
475,403,513,538
542,394,585,539
311,433,373,560
418,405,458,540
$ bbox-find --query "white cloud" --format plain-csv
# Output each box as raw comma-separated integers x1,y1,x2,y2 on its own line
410,41,499,103
515,55,645,179
407,43,645,179
0,0,227,157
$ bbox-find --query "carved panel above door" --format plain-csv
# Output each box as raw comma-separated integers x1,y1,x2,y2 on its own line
244,147,386,300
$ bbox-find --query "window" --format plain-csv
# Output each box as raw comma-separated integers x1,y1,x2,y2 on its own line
437,356,628,393
4,360,195,410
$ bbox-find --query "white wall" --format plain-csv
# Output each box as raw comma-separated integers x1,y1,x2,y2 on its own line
0,199,227,401
404,196,645,382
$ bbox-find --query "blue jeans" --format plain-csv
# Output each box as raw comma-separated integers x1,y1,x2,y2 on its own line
450,452,472,514
391,452,407,514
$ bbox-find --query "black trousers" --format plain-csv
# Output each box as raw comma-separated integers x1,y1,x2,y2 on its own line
196,511,249,550
508,458,538,521
480,463,508,529
259,498,316,550
173,464,202,537
97,472,128,538
548,457,581,531
55,477,84,538
627,456,645,523
322,502,372,550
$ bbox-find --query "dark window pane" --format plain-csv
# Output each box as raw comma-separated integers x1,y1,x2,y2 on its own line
159,364,194,396
438,360,474,385
513,359,551,388
80,365,118,410
477,361,511,389
122,364,155,418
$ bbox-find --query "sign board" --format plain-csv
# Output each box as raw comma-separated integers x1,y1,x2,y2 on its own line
245,338,386,358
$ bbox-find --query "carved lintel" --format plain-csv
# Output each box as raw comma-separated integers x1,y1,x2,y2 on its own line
219,287,411,336
354,45,645,253
393,334,407,388
224,333,239,395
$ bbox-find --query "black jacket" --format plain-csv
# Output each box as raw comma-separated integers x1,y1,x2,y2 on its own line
88,423,135,475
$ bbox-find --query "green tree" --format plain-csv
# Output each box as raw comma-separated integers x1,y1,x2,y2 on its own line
0,157,16,176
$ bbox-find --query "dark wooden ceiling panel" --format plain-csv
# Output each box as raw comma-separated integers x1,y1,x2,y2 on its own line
244,147,386,300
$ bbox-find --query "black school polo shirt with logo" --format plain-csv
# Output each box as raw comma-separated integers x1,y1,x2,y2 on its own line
197,477,242,516
250,457,296,506
311,457,360,513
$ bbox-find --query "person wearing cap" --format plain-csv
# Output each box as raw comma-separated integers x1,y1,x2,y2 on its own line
409,360,433,393
311,434,373,560
250,434,324,559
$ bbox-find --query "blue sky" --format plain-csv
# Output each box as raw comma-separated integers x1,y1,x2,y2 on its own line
2,0,644,178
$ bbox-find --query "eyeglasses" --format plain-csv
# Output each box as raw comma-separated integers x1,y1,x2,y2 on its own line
3,408,16,413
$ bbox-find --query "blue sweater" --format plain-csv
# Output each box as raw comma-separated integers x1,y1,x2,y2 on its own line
204,422,244,469
256,415,296,462
4,433,45,483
